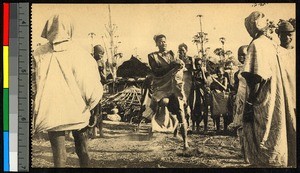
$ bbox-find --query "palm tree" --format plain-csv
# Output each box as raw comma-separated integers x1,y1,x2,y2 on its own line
214,48,224,57
219,37,226,44
225,50,233,58
192,33,201,56
196,14,203,32
214,48,225,63
88,32,96,55
192,32,208,58
219,37,226,50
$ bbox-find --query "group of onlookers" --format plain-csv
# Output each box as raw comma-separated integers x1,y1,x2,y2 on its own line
32,10,296,168
146,11,296,167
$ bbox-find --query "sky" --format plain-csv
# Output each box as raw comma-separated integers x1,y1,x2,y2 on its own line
32,3,295,63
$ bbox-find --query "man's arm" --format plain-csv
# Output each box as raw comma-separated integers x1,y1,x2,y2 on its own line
241,72,265,104
148,54,171,76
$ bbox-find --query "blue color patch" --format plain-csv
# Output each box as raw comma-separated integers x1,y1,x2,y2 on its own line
4,132,10,171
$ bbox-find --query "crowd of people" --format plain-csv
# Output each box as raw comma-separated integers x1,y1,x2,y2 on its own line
144,11,296,167
32,10,296,168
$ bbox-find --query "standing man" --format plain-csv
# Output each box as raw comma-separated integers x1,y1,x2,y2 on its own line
93,44,107,84
242,11,296,167
148,34,189,149
233,46,248,92
178,43,194,131
232,45,249,163
91,44,107,138
33,14,103,167
276,20,295,50
193,58,210,133
224,61,235,92
276,20,296,167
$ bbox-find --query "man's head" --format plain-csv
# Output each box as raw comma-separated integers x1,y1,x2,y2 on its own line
93,45,105,61
276,21,295,49
154,34,167,52
225,61,234,70
178,43,188,57
237,45,248,64
195,58,202,69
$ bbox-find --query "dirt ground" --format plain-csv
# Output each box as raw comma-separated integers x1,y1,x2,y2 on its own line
32,116,250,168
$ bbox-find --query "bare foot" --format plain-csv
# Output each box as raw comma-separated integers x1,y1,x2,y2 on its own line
183,143,189,150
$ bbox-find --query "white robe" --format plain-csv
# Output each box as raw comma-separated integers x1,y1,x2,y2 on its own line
33,42,103,132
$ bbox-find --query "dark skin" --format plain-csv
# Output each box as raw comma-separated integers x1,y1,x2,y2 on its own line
233,46,247,91
94,51,105,62
178,46,187,59
148,36,189,149
148,37,183,77
237,46,247,64
241,32,266,104
278,31,294,49
241,73,265,104
156,37,167,52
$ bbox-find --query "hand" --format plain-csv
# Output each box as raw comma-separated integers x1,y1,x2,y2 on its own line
211,74,218,78
259,141,268,151
173,59,183,68
206,87,211,92
170,61,181,69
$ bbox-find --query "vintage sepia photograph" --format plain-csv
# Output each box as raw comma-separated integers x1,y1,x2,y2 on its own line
31,3,296,168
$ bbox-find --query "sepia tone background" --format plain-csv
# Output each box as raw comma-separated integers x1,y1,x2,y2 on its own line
31,3,295,63
31,3,296,168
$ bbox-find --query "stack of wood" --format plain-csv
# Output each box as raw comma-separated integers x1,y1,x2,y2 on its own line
101,86,142,122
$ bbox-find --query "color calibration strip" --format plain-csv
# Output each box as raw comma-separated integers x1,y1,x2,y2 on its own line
3,3,23,172
9,3,19,172
3,2,10,172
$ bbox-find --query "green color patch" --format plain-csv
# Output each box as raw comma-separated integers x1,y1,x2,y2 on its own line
3,89,9,131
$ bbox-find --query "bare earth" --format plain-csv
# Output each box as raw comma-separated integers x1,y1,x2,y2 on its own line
32,119,249,168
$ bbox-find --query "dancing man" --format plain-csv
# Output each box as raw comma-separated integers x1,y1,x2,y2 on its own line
148,34,189,149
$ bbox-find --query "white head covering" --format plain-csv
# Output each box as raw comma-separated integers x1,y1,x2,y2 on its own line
244,11,268,38
41,14,74,44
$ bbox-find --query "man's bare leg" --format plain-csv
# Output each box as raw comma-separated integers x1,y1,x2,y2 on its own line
179,122,189,149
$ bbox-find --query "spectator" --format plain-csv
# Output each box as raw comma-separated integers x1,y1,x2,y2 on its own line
178,43,194,130
210,66,230,133
32,14,103,167
242,11,296,167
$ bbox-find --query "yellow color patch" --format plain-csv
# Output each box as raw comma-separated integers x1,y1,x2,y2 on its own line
3,46,9,88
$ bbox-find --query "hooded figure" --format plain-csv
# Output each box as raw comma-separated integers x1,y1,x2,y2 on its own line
33,14,103,167
241,11,296,167
41,14,74,44
244,11,268,39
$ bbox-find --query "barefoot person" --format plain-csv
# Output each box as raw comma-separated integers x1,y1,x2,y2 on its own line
178,43,194,131
210,66,229,133
32,14,103,167
148,34,189,149
232,45,249,163
192,58,210,133
90,45,107,138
